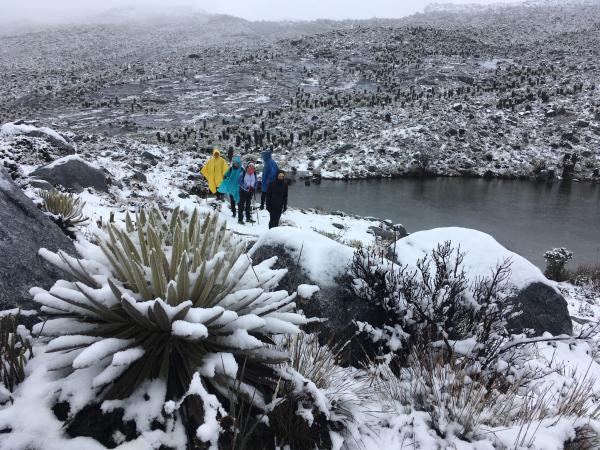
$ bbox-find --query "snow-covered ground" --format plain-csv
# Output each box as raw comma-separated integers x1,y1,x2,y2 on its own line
2,123,599,447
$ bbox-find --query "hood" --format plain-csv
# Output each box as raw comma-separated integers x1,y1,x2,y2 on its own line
232,155,242,166
212,149,220,157
261,150,272,161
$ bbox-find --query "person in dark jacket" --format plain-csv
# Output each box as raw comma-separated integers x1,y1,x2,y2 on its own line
260,149,278,210
266,170,288,229
237,163,258,225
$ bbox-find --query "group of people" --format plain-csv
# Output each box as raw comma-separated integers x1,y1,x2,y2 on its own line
200,149,288,229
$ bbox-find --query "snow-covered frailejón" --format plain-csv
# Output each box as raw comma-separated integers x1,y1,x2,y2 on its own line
1,1,600,449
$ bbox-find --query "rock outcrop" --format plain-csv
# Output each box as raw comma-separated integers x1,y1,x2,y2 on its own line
0,169,76,310
30,155,109,193
390,227,573,336
250,227,387,366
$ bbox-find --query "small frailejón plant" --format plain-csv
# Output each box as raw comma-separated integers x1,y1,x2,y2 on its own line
0,314,32,401
30,206,320,447
39,190,88,238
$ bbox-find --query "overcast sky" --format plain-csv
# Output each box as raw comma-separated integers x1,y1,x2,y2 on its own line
2,0,521,24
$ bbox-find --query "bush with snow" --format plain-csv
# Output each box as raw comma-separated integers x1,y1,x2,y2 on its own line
354,240,600,446
544,247,574,281
352,242,515,372
20,206,338,448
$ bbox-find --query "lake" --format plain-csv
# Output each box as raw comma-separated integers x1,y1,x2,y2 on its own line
289,178,600,268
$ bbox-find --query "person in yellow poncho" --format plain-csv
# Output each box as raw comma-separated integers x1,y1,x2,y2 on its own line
200,149,229,196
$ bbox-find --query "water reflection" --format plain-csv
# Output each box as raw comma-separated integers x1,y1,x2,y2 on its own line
290,178,600,268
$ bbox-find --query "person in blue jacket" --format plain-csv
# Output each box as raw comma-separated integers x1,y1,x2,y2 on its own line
238,162,258,225
217,155,243,217
260,149,278,210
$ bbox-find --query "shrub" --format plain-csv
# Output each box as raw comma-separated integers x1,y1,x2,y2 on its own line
0,314,32,402
39,190,88,238
569,263,600,290
411,148,435,176
351,242,513,369
544,247,574,281
30,206,331,447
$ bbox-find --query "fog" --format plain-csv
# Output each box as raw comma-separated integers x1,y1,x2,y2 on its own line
1,0,521,26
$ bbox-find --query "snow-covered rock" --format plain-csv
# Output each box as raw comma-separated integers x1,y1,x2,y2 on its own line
0,168,75,311
0,122,75,153
250,227,387,365
391,227,573,336
29,155,109,193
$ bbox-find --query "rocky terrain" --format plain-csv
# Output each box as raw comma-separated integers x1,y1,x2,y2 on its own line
1,0,600,182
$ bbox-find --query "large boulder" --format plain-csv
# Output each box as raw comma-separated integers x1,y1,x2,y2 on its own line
390,227,573,336
0,169,76,311
29,155,109,193
0,122,75,153
250,227,387,365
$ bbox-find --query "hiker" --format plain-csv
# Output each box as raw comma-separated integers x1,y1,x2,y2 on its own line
217,155,242,217
266,170,288,229
200,149,228,199
238,162,258,225
260,149,278,210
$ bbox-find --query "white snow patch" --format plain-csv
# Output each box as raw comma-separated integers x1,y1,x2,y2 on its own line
391,227,553,291
250,226,354,287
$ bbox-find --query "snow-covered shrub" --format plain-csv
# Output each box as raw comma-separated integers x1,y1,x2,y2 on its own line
373,343,600,445
29,206,333,448
544,247,574,281
285,332,362,422
374,346,490,439
0,314,32,402
352,242,513,367
411,148,435,176
224,332,364,450
569,263,600,291
39,189,88,238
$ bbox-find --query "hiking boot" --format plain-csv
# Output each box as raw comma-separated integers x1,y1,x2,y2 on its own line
246,218,256,224
238,220,244,225
231,211,236,217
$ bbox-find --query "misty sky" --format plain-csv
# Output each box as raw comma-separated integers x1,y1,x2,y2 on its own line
2,0,521,24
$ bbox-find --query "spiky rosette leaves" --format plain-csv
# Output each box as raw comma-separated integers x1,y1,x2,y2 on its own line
40,190,88,236
31,206,307,408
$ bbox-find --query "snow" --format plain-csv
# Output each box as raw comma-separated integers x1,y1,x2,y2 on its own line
171,320,208,340
250,226,355,287
297,284,320,298
199,352,238,379
44,154,95,170
72,338,134,369
391,227,553,291
0,122,70,147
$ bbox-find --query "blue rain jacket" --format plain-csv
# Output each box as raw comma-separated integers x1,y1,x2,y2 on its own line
261,150,279,193
217,155,243,203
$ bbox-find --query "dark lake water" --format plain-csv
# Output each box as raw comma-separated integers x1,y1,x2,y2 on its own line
288,178,600,268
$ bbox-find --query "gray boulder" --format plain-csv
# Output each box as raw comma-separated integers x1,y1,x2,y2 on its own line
249,228,387,366
0,169,76,311
507,282,573,336
24,129,75,154
390,227,573,337
0,122,75,154
30,155,109,193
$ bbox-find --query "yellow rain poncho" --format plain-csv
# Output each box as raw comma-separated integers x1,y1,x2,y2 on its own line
200,149,229,194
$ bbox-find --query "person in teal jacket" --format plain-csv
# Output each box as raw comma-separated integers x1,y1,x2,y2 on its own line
217,155,243,216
